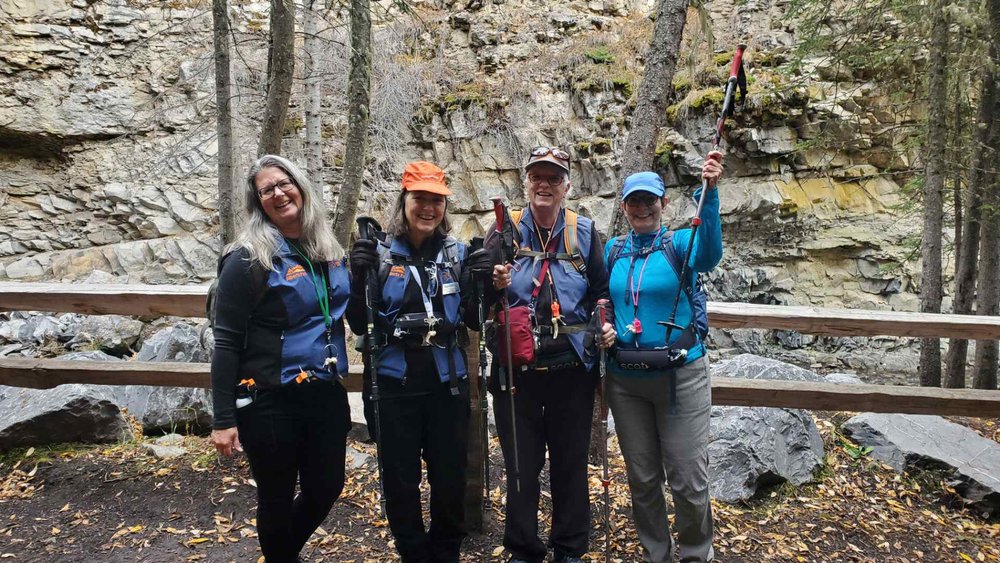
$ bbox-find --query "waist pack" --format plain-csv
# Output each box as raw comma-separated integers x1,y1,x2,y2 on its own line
496,305,535,367
614,347,688,371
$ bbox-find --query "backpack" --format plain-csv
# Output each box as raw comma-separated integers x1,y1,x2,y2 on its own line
607,232,710,340
509,208,587,274
205,250,270,329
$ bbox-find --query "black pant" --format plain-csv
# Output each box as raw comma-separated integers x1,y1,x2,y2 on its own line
490,362,597,563
370,372,470,562
237,381,351,563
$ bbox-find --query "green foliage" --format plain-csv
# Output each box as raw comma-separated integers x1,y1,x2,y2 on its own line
655,141,675,168
584,46,615,64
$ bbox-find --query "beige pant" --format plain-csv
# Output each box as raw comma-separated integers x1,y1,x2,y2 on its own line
607,356,714,563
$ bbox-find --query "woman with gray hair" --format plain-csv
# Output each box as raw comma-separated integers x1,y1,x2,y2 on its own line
210,154,351,563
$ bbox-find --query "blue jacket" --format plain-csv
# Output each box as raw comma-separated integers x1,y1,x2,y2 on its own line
211,241,351,427
347,234,473,384
604,187,722,376
503,207,600,369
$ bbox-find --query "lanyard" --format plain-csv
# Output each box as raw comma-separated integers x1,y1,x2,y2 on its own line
408,261,439,321
532,213,562,323
624,228,664,338
286,240,331,329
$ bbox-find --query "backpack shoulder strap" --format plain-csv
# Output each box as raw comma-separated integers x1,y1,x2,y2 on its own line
562,209,586,273
660,232,694,300
607,235,629,270
509,209,523,245
442,235,462,280
376,236,394,286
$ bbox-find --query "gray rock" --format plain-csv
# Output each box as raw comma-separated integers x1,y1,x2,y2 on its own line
711,353,823,382
118,324,212,433
346,444,373,470
843,413,1000,517
135,323,208,363
0,313,65,345
0,384,132,450
708,354,825,502
143,442,187,459
824,372,863,385
56,350,121,362
64,314,143,356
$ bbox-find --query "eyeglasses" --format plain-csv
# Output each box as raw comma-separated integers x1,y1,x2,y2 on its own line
527,173,567,187
530,146,570,161
258,178,297,200
624,193,661,208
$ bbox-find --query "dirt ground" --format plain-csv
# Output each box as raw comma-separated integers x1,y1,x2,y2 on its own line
1,414,998,562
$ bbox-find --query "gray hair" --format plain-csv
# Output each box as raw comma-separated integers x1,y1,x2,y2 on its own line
226,154,344,270
385,190,452,239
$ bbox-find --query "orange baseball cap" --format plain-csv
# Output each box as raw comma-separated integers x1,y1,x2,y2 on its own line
401,161,452,195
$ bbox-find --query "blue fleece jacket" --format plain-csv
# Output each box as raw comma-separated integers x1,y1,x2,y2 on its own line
604,187,723,376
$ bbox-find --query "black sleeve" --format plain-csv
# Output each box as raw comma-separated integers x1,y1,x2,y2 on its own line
345,269,369,337
481,222,502,311
210,249,257,430
585,222,612,320
460,243,483,331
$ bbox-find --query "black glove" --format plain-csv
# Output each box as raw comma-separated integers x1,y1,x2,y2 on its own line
467,248,494,279
350,239,378,274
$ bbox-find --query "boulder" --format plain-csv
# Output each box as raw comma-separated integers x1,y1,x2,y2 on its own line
843,413,1000,518
0,313,65,345
0,384,132,450
117,323,212,433
708,354,825,502
63,314,144,356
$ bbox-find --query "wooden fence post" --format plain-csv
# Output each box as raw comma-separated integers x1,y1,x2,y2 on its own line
463,332,486,533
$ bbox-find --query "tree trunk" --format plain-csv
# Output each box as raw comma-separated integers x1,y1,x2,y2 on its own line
303,0,324,191
918,0,949,388
972,9,1000,390
972,215,1000,390
607,0,691,237
332,0,371,246
945,46,998,388
258,0,295,157
212,0,236,246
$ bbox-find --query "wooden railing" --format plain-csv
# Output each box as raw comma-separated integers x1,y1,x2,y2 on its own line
3,281,1000,532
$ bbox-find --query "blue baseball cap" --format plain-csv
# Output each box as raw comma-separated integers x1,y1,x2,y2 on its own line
621,171,665,200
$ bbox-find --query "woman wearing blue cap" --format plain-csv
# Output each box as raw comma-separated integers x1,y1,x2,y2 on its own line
602,152,723,563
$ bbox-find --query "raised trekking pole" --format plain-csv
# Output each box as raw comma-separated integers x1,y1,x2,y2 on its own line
357,215,387,518
491,196,521,493
471,235,491,517
662,44,747,346
596,298,611,563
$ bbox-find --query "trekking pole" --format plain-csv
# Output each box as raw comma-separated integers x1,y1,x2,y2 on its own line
471,236,491,518
356,216,387,518
491,196,521,493
596,298,611,563
662,44,747,346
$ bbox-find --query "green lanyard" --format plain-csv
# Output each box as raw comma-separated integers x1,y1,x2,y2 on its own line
286,240,331,329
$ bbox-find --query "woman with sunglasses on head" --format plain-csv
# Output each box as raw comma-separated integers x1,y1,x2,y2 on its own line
346,161,492,563
485,146,616,563
601,153,724,563
210,155,352,563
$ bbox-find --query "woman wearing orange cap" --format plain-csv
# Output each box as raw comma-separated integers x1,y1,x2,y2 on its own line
346,161,492,562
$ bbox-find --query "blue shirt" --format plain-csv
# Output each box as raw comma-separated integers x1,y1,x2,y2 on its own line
604,187,723,377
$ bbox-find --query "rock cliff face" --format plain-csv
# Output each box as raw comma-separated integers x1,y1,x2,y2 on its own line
1,0,939,378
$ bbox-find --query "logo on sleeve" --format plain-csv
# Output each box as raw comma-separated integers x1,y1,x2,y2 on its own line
286,264,307,281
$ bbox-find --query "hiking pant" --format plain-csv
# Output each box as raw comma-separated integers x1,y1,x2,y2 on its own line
606,356,714,563
377,377,470,562
491,362,597,563
237,380,351,563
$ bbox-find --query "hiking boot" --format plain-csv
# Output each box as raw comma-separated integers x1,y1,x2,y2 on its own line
552,555,583,563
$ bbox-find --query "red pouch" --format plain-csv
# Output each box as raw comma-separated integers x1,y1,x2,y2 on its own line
496,305,536,367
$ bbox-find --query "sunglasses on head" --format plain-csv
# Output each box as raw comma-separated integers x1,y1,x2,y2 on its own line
530,146,570,161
